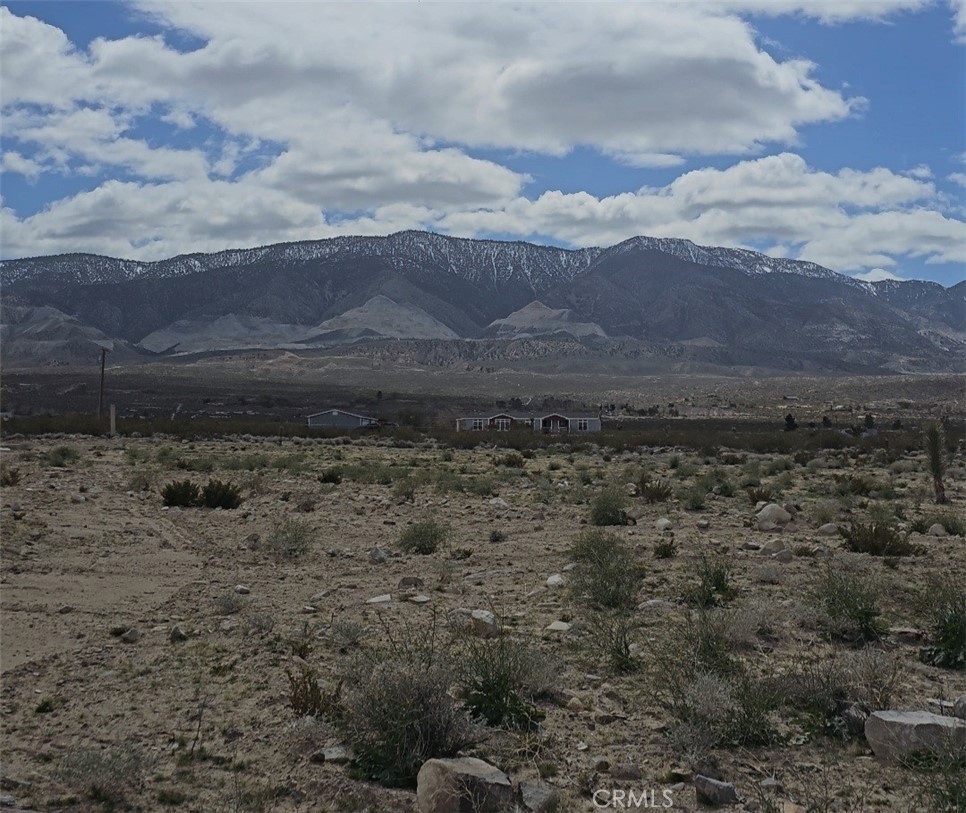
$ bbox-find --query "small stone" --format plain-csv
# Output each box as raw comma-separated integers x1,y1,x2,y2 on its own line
220,619,238,632
576,741,588,751
817,523,839,536
772,549,794,563
758,520,780,532
416,757,512,813
169,625,188,642
759,777,780,791
120,628,140,643
302,605,318,613
470,609,499,637
756,503,792,526
322,745,351,764
233,584,250,595
655,518,673,531
694,775,740,806
57,605,74,614
409,594,432,604
760,538,786,554
546,620,571,632
518,779,560,813
594,758,611,772
567,696,584,711
842,703,869,737
398,576,424,589
0,795,14,808
546,574,565,588
369,546,390,564
489,497,509,508
953,696,966,720
366,594,392,604
927,523,948,537
611,763,642,781
696,519,710,529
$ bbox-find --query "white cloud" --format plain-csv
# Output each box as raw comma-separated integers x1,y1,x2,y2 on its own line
2,151,45,180
852,267,904,281
949,172,966,187
952,0,966,41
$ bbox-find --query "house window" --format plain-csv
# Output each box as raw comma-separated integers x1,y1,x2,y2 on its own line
472,419,485,431
576,419,589,431
494,418,510,431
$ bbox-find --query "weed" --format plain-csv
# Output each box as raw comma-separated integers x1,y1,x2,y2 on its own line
489,529,507,543
59,743,148,805
816,562,887,643
680,484,706,511
685,555,736,608
398,519,450,555
919,577,966,669
319,467,343,484
840,519,916,557
587,609,638,673
589,486,631,526
0,466,20,486
263,518,311,559
747,486,774,504
640,478,673,503
44,445,80,467
286,664,342,719
654,538,677,559
213,591,248,615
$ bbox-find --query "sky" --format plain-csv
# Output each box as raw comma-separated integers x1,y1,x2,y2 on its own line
1,1,964,286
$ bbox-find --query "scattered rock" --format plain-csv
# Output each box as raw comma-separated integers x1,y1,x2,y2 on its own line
954,696,966,720
416,757,513,813
0,795,14,808
469,609,499,637
366,594,392,604
322,745,351,764
518,779,560,813
546,620,571,633
409,594,432,604
841,703,869,737
696,519,710,529
489,497,509,508
546,574,565,588
772,549,794,564
610,763,642,781
233,584,250,595
817,523,839,536
760,538,786,554
369,546,390,564
57,605,74,614
169,625,188,642
655,518,673,532
398,576,424,589
694,775,740,806
120,628,140,643
220,619,239,631
927,523,948,537
865,710,966,763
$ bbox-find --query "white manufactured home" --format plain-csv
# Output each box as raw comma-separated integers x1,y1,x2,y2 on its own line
306,409,380,429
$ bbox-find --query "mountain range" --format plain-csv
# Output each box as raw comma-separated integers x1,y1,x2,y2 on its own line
1,230,963,373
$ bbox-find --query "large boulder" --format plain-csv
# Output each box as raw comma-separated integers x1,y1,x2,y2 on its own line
416,757,513,813
756,504,792,528
865,710,966,763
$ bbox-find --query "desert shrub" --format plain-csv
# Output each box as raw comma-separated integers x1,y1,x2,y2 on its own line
674,460,698,479
498,452,526,468
392,477,416,502
654,538,677,559
840,519,916,557
489,529,507,543
680,484,706,511
398,520,450,555
213,591,248,615
568,529,642,610
836,474,874,497
201,479,243,509
747,486,774,504
161,479,201,507
319,467,343,484
59,743,148,804
329,619,367,653
0,465,20,487
587,609,638,673
919,578,966,669
464,476,497,497
923,422,949,505
640,478,673,503
916,512,966,536
44,445,80,467
811,499,840,525
339,617,475,788
457,635,559,729
686,555,736,608
909,737,966,813
816,562,887,643
588,486,630,526
286,663,341,719
264,518,311,559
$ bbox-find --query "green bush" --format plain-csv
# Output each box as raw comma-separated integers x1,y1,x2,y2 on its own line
680,484,706,511
201,479,243,509
498,452,526,468
319,467,343,484
0,466,21,487
817,563,886,643
458,635,558,730
286,664,341,718
747,486,773,504
589,486,630,526
919,579,966,669
44,445,80,467
398,520,450,555
59,743,148,805
686,555,736,608
161,479,201,507
568,529,642,610
840,519,916,557
587,609,638,673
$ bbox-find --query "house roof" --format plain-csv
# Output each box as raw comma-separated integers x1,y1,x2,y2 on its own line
307,408,378,421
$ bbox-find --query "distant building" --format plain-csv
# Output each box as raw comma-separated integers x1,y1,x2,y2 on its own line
307,409,380,429
455,411,601,433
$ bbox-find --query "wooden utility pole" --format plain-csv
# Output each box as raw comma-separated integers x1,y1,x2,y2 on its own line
98,347,108,417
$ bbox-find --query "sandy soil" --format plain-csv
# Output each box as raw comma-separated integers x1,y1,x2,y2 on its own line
0,433,963,812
